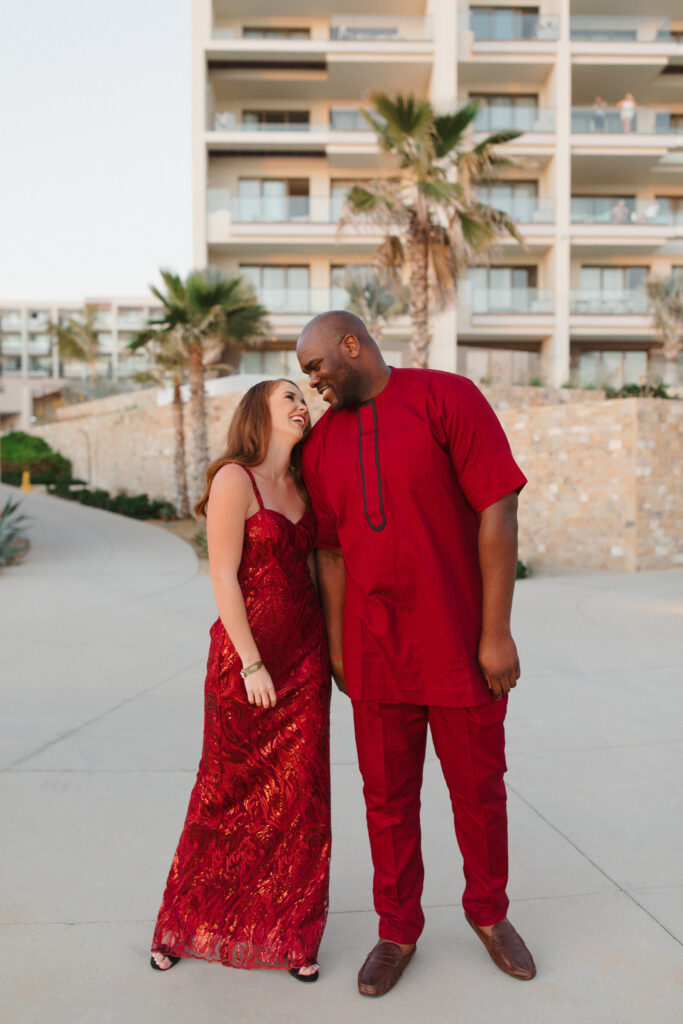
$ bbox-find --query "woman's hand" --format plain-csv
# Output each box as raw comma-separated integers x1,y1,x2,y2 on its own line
244,666,277,708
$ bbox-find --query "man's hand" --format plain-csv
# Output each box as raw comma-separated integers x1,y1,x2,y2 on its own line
478,630,520,701
330,655,348,696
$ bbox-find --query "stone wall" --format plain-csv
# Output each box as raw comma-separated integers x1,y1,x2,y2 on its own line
26,382,682,572
501,397,682,572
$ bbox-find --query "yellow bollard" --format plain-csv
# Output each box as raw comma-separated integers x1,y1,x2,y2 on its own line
21,470,31,492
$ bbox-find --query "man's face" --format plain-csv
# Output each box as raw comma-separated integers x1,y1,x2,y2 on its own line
297,335,365,411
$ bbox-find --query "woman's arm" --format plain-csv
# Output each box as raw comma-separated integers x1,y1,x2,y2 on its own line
206,464,277,708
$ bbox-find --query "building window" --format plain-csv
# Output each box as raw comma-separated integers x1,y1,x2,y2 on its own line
577,350,648,389
469,266,539,313
242,27,310,40
656,197,683,225
236,178,310,221
477,181,538,220
571,196,636,224
470,93,539,132
470,7,540,41
242,110,310,130
240,265,310,313
329,108,369,131
575,266,649,314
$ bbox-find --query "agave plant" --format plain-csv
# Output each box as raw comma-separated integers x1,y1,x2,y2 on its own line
0,497,30,566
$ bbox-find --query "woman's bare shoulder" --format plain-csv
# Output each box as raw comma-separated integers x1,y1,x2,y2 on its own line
208,463,253,511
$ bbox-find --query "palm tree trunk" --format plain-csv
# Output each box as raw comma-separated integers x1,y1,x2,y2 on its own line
188,340,210,505
407,217,431,368
172,381,191,518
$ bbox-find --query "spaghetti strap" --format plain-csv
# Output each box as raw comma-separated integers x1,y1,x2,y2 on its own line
241,465,264,510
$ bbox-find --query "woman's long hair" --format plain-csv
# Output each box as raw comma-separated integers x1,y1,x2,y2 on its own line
194,378,310,518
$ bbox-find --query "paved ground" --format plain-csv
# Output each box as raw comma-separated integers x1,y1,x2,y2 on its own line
1,486,681,1024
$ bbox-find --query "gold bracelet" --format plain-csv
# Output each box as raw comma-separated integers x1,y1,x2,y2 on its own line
240,660,263,679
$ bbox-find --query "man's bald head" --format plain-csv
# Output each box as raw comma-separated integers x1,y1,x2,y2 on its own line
296,310,389,411
298,310,375,354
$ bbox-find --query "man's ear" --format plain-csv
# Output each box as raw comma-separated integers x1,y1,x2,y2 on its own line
340,333,361,358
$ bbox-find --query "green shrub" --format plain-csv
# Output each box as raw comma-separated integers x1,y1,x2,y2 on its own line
0,497,30,566
47,482,175,521
194,528,208,556
0,431,72,484
516,559,529,579
603,381,671,399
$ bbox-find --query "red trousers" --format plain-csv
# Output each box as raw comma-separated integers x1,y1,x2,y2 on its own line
352,697,509,943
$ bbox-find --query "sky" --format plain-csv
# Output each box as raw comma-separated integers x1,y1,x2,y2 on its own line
0,0,193,302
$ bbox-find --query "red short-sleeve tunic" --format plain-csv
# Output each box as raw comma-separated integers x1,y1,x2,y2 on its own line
302,368,527,707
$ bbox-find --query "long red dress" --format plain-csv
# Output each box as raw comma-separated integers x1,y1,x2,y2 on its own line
151,467,331,970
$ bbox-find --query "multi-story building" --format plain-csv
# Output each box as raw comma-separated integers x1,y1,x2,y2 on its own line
0,298,161,383
0,298,161,428
192,0,683,387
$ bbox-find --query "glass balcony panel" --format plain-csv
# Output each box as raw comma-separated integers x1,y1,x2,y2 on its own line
0,312,22,330
572,108,683,134
329,15,433,42
470,10,558,42
570,197,677,224
474,105,554,132
570,17,675,43
28,311,50,329
570,289,648,314
329,108,370,131
470,289,553,314
28,356,52,375
1,355,22,373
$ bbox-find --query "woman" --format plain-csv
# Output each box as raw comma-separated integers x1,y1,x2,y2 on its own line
150,379,331,982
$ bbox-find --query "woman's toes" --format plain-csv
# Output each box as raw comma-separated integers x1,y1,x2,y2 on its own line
152,952,172,969
298,962,319,976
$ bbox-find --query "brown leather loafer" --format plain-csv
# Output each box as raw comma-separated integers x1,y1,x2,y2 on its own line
465,915,536,980
357,940,416,997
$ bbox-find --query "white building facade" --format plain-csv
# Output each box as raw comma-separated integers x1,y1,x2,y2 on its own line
192,0,683,388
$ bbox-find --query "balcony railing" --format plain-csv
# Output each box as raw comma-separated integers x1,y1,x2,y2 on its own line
474,106,555,133
468,10,559,42
570,290,649,315
210,112,373,133
212,16,433,43
208,191,349,223
329,15,432,42
571,108,683,134
570,17,682,43
478,196,555,223
571,197,683,225
470,289,554,314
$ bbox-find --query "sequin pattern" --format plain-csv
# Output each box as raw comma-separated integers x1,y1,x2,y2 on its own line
151,495,331,970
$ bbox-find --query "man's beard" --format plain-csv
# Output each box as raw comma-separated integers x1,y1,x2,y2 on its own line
329,364,365,410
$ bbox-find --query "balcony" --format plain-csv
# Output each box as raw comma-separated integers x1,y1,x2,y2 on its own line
211,16,433,43
474,107,555,134
571,108,683,136
570,16,683,44
329,15,432,42
208,191,342,223
477,195,555,224
468,9,559,42
470,289,554,315
570,290,649,315
571,197,683,227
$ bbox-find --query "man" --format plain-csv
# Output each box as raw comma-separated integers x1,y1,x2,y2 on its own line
297,311,536,997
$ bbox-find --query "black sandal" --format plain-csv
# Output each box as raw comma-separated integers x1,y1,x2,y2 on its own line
150,952,181,971
289,962,319,983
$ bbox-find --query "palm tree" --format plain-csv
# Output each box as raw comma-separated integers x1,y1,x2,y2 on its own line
148,269,269,502
334,266,409,341
646,274,683,386
129,327,191,518
50,304,102,379
340,93,522,367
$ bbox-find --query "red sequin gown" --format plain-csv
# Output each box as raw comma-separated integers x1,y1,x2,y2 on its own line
151,467,331,970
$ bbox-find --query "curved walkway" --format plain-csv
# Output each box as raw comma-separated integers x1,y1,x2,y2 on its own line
1,487,681,1023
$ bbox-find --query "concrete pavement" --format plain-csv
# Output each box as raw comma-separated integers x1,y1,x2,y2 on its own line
1,486,681,1024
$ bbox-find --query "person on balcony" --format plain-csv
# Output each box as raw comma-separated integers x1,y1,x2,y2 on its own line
617,93,637,133
591,95,607,132
297,311,536,998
